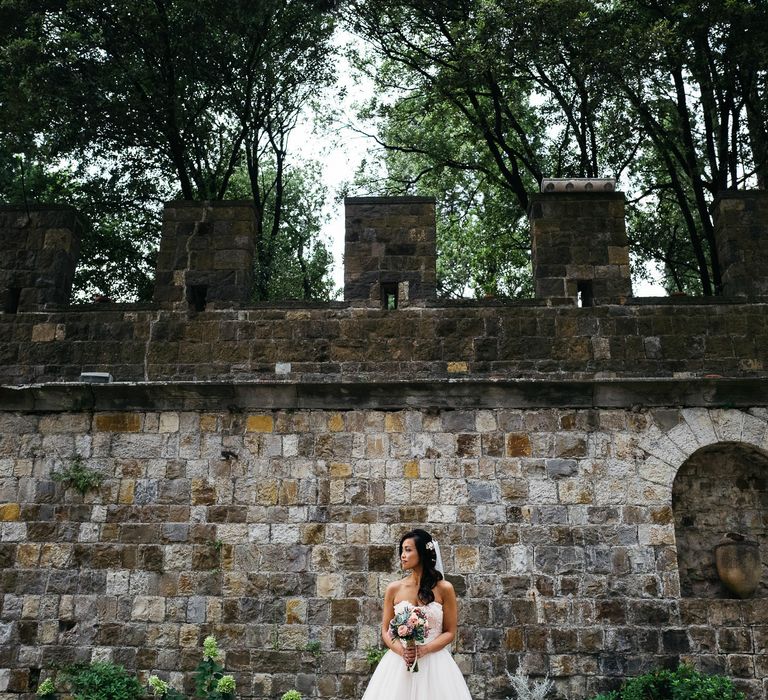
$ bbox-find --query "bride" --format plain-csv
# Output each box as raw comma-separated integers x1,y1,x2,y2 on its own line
361,528,473,700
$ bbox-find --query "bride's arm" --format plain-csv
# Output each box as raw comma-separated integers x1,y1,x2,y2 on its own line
419,581,458,657
380,582,405,658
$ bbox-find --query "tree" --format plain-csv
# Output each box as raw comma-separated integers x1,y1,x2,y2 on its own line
348,0,767,296
227,160,338,301
0,0,338,300
353,90,533,298
606,0,768,294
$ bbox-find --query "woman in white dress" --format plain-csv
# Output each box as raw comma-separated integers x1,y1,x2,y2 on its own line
361,528,473,700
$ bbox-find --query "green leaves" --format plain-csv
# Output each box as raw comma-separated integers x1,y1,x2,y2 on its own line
59,661,144,700
51,455,104,496
589,664,747,700
350,0,767,297
1,0,338,301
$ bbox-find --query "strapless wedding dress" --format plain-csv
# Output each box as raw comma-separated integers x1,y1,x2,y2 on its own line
361,601,473,700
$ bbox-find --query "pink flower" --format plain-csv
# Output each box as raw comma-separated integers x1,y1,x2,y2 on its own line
397,625,409,637
408,613,419,625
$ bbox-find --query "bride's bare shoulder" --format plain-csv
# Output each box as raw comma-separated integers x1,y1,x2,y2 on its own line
435,579,456,599
384,579,407,598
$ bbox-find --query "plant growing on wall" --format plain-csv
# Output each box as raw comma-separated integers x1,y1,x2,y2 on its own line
51,454,103,496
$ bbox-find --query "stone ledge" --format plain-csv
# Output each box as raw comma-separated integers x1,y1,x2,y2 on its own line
1,377,766,412
163,199,254,208
345,196,435,205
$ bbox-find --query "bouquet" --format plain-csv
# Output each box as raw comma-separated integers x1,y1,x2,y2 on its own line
388,601,429,672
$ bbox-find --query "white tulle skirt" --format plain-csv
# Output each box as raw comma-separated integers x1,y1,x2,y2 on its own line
361,647,473,700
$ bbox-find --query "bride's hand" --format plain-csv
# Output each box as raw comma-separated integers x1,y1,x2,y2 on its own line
402,645,417,666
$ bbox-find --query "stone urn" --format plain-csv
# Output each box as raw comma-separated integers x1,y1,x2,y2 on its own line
714,533,763,599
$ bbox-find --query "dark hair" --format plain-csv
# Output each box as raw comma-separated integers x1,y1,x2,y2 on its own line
399,528,443,605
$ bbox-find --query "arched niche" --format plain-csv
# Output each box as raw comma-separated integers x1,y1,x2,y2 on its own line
672,442,768,598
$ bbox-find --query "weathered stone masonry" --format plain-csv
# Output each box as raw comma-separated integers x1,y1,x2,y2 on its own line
1,192,768,700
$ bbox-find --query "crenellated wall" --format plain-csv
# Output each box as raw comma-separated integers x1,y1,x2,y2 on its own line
1,191,768,700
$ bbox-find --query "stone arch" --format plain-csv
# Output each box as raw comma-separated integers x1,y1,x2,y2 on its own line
637,408,768,598
672,442,768,597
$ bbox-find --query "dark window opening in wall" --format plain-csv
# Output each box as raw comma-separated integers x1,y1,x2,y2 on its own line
576,280,593,307
381,282,398,310
4,287,21,314
188,285,208,312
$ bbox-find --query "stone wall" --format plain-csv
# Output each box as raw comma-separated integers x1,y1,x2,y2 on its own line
1,299,767,385
2,192,768,700
1,402,767,699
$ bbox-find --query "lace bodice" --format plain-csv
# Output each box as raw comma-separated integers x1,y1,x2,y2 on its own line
393,600,443,644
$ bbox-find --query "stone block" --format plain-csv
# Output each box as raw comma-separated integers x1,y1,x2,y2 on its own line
246,415,274,433
506,434,532,457
94,413,141,433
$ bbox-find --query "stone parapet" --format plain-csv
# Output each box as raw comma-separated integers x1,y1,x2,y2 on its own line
1,377,768,414
0,205,83,312
0,300,766,385
713,190,768,297
530,192,632,304
344,196,436,307
153,201,255,309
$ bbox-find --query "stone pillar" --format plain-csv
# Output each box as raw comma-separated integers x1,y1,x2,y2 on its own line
713,191,768,297
529,192,632,304
344,196,436,308
0,205,82,312
153,201,255,310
